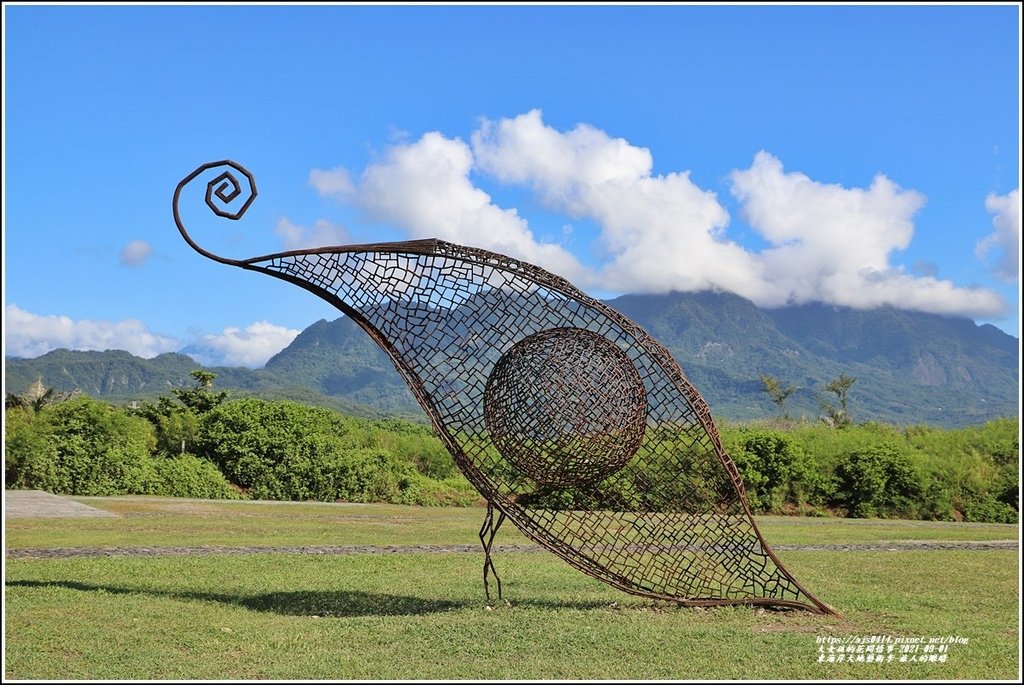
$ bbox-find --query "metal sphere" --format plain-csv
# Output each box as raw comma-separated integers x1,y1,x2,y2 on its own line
484,327,648,487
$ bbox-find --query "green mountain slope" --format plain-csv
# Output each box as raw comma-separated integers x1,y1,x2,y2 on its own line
606,292,1019,426
261,318,415,413
6,291,1018,427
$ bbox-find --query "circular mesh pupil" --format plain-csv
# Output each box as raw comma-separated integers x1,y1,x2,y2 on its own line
484,328,647,487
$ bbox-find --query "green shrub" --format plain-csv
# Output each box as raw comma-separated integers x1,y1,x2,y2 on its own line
904,418,1019,522
726,430,809,513
8,388,1016,523
401,474,483,506
5,397,157,496
195,399,475,505
834,446,924,518
252,447,406,503
148,453,243,500
346,418,461,480
131,397,200,457
195,398,357,489
4,407,59,489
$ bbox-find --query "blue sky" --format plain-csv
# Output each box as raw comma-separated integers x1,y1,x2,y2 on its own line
4,3,1020,368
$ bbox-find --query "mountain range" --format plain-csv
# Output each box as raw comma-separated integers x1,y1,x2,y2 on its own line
5,291,1019,428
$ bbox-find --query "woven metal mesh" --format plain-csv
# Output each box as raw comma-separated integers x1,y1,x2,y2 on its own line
484,327,648,488
174,161,835,614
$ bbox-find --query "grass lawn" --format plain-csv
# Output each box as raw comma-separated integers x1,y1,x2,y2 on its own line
4,496,1020,680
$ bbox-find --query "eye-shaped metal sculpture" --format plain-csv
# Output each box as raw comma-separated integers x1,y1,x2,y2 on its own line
174,160,837,614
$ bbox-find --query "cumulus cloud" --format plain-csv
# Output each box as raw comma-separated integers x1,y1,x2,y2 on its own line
310,110,1006,320
976,188,1020,282
5,305,300,368
472,109,653,211
275,217,351,250
4,303,179,359
730,153,1004,316
120,240,153,266
471,109,758,295
310,130,589,282
185,322,301,368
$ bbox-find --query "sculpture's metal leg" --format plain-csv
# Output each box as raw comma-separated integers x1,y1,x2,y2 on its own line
479,501,506,603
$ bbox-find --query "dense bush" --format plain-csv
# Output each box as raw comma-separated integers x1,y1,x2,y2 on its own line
4,407,58,489
4,397,157,495
131,397,200,457
148,453,242,500
403,474,481,506
724,430,810,512
4,398,242,500
721,419,1017,522
195,398,357,489
361,418,461,481
834,446,924,518
129,370,230,457
903,418,1019,522
193,398,475,505
6,384,1015,521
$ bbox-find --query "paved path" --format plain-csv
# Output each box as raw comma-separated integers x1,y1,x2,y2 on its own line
4,490,118,519
6,540,1017,560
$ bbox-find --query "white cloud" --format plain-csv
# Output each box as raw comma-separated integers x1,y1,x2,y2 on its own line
309,166,354,198
976,188,1020,282
186,322,301,368
275,217,351,250
309,110,1007,321
4,304,180,359
472,109,653,213
310,130,589,283
471,110,762,295
4,305,300,368
120,240,153,266
730,152,1004,316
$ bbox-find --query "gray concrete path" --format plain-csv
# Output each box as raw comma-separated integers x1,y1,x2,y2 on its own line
4,490,118,518
5,539,1018,560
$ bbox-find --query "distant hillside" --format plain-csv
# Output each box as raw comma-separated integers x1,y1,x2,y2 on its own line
261,318,416,414
3,347,416,422
4,350,230,398
5,291,1019,427
607,292,1019,426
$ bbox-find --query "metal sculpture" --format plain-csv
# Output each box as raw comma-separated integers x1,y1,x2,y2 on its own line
173,160,836,614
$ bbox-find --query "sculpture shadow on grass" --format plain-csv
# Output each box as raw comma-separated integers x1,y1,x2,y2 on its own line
6,580,465,617
8,579,643,614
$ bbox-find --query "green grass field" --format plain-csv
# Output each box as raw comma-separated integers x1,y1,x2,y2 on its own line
4,496,1020,680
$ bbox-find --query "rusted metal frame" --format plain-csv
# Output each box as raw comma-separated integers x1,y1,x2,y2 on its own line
487,489,832,613
173,160,839,615
244,244,833,614
172,161,257,266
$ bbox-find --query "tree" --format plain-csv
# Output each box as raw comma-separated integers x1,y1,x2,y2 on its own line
171,370,228,414
728,430,810,512
759,374,797,418
820,373,857,428
131,370,228,455
835,446,923,518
